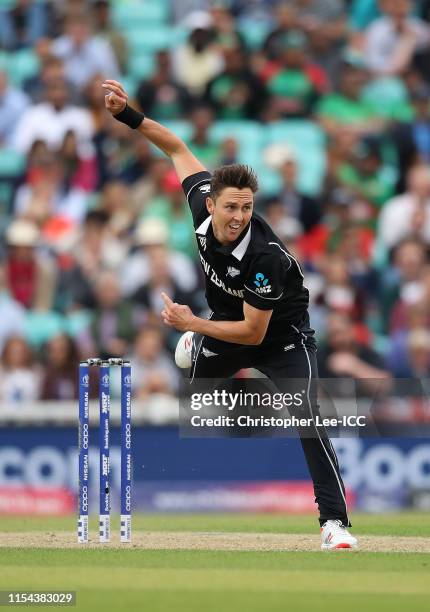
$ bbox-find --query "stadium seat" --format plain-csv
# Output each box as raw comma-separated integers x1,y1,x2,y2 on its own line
126,52,155,80
112,1,170,30
7,49,39,86
125,26,184,54
64,310,92,338
263,121,327,196
210,120,264,168
0,149,25,216
237,19,271,50
24,311,65,348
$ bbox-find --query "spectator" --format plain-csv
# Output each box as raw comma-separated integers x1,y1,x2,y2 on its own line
130,157,172,217
135,50,191,120
205,46,267,119
140,169,197,259
77,270,140,360
317,311,392,395
82,72,112,141
121,218,199,297
293,0,347,43
0,263,26,353
55,210,125,312
131,226,202,324
336,139,396,212
98,180,136,240
403,328,430,377
23,55,77,105
118,137,152,185
0,70,30,146
51,14,119,91
4,219,57,311
263,4,297,60
0,0,48,51
173,14,224,98
261,145,322,232
260,30,324,119
385,299,430,376
364,0,430,76
91,0,128,73
377,164,430,250
12,77,94,155
389,83,430,187
13,149,89,230
58,129,98,193
210,4,245,50
40,334,79,400
379,238,428,330
316,50,384,136
187,105,221,169
307,27,343,89
0,336,40,402
128,326,179,399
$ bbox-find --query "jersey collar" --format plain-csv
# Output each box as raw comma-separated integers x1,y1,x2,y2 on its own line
195,215,252,261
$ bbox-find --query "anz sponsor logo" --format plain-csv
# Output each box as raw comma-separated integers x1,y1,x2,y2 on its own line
253,272,272,294
199,252,244,298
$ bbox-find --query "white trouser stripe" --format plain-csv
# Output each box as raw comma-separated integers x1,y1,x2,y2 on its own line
300,336,349,523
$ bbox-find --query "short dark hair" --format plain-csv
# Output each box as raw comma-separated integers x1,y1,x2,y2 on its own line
210,164,258,200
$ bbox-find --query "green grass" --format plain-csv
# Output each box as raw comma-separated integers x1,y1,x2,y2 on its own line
1,513,430,611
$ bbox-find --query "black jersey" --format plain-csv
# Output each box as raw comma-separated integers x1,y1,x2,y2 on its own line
182,171,314,349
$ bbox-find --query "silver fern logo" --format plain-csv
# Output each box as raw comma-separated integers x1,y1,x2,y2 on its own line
198,236,207,251
227,266,240,277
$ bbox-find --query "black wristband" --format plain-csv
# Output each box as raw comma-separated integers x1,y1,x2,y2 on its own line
113,104,145,129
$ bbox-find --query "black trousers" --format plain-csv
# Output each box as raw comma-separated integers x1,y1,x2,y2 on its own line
189,333,350,527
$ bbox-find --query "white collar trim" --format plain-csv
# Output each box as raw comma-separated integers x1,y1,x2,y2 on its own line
231,223,251,261
195,215,212,235
195,216,252,261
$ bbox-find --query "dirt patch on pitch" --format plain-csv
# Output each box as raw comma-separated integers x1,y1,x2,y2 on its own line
1,531,430,553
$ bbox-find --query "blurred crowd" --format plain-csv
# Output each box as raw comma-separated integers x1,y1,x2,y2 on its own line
1,0,430,403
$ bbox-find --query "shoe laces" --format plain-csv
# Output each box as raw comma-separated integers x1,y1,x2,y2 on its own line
325,519,346,533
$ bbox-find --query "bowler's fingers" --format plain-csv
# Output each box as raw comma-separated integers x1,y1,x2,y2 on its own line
102,83,127,101
161,292,175,307
103,79,126,93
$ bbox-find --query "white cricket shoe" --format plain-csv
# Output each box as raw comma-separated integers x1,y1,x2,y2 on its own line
175,331,194,368
321,520,358,550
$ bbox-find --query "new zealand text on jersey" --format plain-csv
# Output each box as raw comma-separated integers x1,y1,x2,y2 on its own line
199,251,244,298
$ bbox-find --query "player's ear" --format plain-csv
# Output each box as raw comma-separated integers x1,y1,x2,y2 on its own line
206,197,215,214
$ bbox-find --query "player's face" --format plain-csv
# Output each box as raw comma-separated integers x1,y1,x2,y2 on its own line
207,187,254,245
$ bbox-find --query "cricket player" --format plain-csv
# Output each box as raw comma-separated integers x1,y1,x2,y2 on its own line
103,79,357,550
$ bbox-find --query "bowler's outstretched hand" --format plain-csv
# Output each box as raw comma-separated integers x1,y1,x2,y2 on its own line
161,293,195,332
102,79,128,115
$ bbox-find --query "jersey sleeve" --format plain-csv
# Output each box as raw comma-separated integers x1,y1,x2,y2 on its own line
181,171,212,227
243,253,286,310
